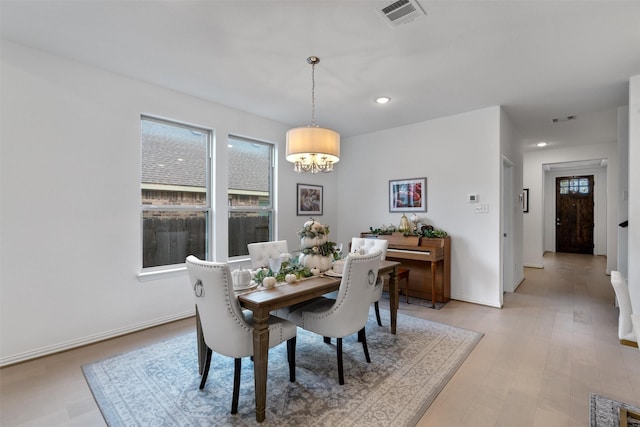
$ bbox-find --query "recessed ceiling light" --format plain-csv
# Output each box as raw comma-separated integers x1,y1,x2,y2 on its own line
375,96,391,104
537,142,548,147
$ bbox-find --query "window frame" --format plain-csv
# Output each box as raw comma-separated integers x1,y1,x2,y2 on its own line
139,115,213,273
227,135,275,260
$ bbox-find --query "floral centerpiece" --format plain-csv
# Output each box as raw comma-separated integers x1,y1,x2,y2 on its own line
297,218,338,272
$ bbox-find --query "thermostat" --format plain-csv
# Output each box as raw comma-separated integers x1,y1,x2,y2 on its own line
468,194,479,203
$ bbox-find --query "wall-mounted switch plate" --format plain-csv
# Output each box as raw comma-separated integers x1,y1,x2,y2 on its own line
469,194,479,203
474,204,489,213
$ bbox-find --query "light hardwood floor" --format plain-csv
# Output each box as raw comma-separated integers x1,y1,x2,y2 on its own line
1,253,639,426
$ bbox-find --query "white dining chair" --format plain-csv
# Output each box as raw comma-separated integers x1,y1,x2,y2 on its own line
611,270,637,346
185,255,297,413
351,237,389,326
247,240,289,269
284,251,382,385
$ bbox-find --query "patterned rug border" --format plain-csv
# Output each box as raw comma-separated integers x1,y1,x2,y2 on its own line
83,309,483,426
590,393,640,427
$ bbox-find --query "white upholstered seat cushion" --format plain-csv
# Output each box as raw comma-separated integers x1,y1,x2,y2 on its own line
247,240,289,269
350,237,388,260
286,251,382,338
186,255,296,358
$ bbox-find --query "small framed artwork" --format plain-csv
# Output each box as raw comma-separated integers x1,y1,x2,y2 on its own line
522,188,529,213
389,177,427,212
297,184,323,216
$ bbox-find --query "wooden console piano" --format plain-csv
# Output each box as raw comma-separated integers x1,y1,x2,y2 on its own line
361,232,451,308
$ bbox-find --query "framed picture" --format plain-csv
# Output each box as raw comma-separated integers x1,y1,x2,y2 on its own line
522,188,529,213
389,177,427,212
297,184,323,216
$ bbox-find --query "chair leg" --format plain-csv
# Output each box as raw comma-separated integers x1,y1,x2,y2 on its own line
405,274,410,304
287,337,296,382
199,347,212,390
231,358,241,414
374,301,382,326
337,337,344,385
358,327,371,363
323,336,331,344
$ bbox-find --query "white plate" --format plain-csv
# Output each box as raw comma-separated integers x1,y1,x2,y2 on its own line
324,270,342,278
233,283,259,292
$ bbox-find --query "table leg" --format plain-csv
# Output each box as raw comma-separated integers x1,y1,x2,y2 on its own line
430,261,437,309
252,308,270,422
388,267,398,335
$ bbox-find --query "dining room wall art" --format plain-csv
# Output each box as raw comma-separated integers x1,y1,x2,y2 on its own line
389,177,427,212
297,183,323,216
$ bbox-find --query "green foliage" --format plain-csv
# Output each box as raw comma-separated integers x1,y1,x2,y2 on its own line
254,258,312,283
301,241,337,257
422,228,448,238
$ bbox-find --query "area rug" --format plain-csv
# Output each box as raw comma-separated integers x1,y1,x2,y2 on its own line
83,309,482,427
590,393,640,427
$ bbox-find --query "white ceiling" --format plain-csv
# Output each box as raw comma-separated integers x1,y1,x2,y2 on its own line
2,1,639,151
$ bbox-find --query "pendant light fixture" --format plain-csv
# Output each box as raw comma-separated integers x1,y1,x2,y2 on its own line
286,56,340,173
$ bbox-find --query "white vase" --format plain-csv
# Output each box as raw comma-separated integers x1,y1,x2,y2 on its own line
298,254,333,272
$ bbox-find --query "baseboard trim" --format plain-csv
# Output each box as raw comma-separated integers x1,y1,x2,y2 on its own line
0,310,195,367
524,263,544,269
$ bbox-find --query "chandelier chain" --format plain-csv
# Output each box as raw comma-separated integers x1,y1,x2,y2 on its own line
310,61,316,126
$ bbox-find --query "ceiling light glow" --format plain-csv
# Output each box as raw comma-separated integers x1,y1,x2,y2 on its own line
375,97,391,104
537,142,548,147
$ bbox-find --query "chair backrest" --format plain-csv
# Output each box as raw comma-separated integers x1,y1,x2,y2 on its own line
185,255,253,357
309,251,382,337
611,270,635,341
350,237,388,260
247,240,289,269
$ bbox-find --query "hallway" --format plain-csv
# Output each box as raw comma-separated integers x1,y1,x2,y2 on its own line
1,253,638,426
413,252,640,426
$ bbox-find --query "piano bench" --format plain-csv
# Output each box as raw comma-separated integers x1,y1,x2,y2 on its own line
397,268,410,304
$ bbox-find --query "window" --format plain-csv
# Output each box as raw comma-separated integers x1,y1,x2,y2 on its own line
559,177,590,195
141,116,211,269
227,136,274,257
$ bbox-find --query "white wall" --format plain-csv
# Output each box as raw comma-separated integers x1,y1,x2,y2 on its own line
523,142,618,273
335,106,507,308
0,41,338,365
0,41,523,365
628,75,640,312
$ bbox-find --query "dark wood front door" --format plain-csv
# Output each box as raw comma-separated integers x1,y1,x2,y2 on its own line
555,175,594,254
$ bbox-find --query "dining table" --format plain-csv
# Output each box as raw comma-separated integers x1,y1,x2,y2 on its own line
195,259,400,422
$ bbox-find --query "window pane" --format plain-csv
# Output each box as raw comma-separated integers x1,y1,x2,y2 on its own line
142,210,207,268
141,119,208,207
141,116,210,268
228,212,272,257
228,138,271,207
228,137,273,257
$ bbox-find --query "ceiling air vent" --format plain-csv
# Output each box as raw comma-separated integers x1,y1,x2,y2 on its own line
377,0,426,27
